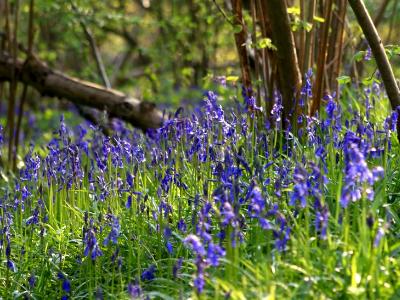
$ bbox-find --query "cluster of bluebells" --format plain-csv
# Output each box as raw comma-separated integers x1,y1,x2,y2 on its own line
0,74,395,298
341,133,384,207
184,233,225,293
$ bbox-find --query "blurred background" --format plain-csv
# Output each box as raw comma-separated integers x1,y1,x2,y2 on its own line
0,0,399,147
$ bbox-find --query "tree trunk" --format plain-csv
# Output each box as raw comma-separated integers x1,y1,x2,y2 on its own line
348,0,400,112
0,52,165,130
231,0,253,97
310,0,334,116
262,0,302,123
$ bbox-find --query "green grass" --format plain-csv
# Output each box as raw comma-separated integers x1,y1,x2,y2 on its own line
1,83,400,299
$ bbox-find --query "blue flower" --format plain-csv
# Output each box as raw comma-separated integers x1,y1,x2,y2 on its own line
126,195,132,209
28,274,36,288
103,215,120,246
374,227,385,248
62,279,71,293
248,185,265,218
290,165,308,208
177,219,187,233
173,257,183,278
127,281,141,299
184,234,206,256
315,206,329,239
83,221,103,260
206,242,225,267
341,141,384,207
194,273,205,293
141,264,156,281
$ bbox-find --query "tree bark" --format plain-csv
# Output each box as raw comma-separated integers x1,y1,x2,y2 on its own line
262,0,302,122
352,0,392,78
231,0,252,96
310,0,334,116
0,52,165,130
348,0,400,112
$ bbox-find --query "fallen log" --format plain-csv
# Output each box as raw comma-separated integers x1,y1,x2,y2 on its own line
0,52,165,130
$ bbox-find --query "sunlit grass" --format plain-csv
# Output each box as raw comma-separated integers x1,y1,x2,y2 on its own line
1,81,400,299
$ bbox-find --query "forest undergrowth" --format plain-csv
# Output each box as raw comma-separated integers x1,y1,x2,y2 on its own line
1,76,400,299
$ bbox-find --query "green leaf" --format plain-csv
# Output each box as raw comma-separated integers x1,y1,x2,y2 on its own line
362,76,380,85
354,51,366,62
256,38,277,50
287,6,301,15
337,76,351,85
313,16,325,23
226,76,239,83
304,21,313,32
233,24,243,33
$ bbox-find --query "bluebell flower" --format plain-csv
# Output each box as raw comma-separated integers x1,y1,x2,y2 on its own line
173,257,183,278
126,171,134,188
273,213,291,252
194,272,205,293
290,165,308,208
62,279,71,293
374,227,385,248
163,226,173,253
221,202,236,227
301,69,313,99
246,96,263,117
83,220,103,260
141,264,156,281
184,234,206,256
206,242,225,267
127,281,141,299
26,207,40,226
103,215,120,246
364,47,372,61
177,219,187,233
341,141,384,207
28,274,36,288
315,205,329,239
248,186,265,218
7,259,17,272
126,195,132,209
271,92,283,124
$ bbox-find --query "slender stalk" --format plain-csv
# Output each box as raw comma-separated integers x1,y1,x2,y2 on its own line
310,0,333,116
71,1,111,89
334,0,347,98
231,0,252,97
299,0,306,72
7,0,20,167
14,0,35,170
387,0,399,42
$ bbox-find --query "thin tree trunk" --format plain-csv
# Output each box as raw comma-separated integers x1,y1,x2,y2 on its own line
0,53,165,130
326,0,347,95
386,0,398,42
262,0,302,123
348,0,400,134
231,0,252,97
7,0,19,165
334,0,347,98
302,0,316,109
14,0,35,170
310,0,333,116
71,1,111,89
352,0,391,78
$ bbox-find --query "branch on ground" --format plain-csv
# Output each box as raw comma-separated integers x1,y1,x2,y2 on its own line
0,52,165,130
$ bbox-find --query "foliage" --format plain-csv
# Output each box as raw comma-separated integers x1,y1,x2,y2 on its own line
1,77,400,299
